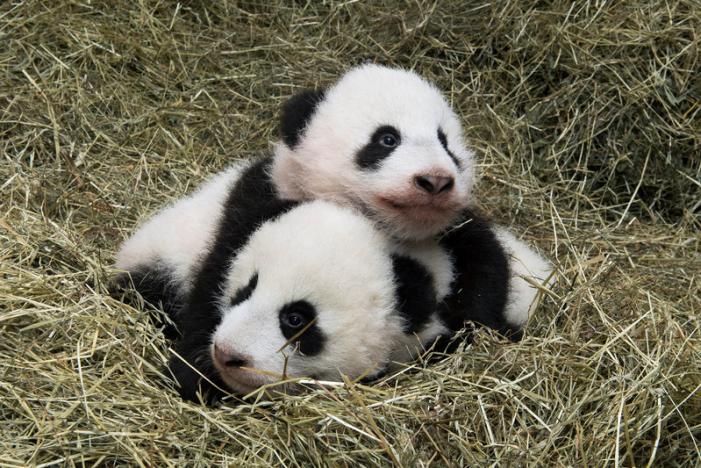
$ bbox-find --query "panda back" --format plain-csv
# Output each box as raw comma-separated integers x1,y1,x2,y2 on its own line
114,162,248,296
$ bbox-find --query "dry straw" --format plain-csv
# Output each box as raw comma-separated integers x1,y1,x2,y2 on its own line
1,1,699,466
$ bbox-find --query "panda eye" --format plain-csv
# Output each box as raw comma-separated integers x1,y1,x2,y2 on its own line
437,127,462,170
283,312,306,329
279,300,316,333
379,133,399,148
278,300,324,355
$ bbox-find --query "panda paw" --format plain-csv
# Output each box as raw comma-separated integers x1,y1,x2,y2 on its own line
167,352,225,405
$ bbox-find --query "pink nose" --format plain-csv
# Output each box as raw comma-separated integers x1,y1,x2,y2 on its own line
213,344,249,368
414,174,455,195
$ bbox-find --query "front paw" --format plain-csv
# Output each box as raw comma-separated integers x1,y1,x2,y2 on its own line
167,353,224,405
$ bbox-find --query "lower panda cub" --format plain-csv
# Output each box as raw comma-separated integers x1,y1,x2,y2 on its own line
114,159,455,402
190,200,454,398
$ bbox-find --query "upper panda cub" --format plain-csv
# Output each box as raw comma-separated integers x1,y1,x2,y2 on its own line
271,64,552,336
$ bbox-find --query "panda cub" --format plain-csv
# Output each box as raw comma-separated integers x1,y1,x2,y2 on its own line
271,64,552,337
115,161,454,402
195,201,452,398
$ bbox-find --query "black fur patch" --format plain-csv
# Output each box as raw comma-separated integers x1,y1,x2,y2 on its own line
356,125,402,170
280,89,325,148
109,263,181,340
438,209,518,341
359,363,390,384
437,128,461,169
230,273,258,306
391,254,437,334
170,158,298,403
424,327,476,357
279,300,325,356
167,336,229,405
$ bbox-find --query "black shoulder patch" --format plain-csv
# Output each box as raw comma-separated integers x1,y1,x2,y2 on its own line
391,254,437,334
280,89,325,148
356,125,402,170
169,157,299,402
169,334,229,405
438,210,518,340
278,300,326,356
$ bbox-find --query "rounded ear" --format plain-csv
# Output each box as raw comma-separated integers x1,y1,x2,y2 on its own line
279,89,325,149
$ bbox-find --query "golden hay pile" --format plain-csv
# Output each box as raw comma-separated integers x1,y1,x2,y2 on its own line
1,1,699,465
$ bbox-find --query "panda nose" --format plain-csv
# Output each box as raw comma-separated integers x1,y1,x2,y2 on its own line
213,344,249,368
414,175,455,195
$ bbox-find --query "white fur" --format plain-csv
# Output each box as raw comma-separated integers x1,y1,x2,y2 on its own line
272,64,476,240
494,227,554,327
211,201,432,393
114,162,248,293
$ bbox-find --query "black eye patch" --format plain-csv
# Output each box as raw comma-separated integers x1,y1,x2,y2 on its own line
355,125,402,170
437,128,461,170
278,300,326,356
230,273,258,306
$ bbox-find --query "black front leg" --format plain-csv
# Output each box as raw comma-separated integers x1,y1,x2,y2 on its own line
439,209,521,341
167,338,227,405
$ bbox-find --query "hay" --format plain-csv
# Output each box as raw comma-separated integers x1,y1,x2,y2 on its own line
1,0,699,465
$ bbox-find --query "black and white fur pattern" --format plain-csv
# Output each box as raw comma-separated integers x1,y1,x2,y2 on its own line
116,159,455,402
210,201,454,395
270,64,552,334
114,164,245,322
114,65,551,399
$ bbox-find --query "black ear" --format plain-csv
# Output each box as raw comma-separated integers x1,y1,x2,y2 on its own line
280,89,325,149
391,254,437,334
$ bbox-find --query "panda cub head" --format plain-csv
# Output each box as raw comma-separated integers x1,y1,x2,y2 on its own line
208,200,449,395
271,64,476,241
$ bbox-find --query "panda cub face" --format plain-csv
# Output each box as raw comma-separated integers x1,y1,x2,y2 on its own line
272,64,476,240
209,201,409,394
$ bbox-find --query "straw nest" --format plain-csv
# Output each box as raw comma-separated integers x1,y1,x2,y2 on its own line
1,1,699,466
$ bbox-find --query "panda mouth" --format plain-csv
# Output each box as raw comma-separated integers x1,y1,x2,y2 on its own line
215,366,276,394
377,196,453,214
384,199,407,209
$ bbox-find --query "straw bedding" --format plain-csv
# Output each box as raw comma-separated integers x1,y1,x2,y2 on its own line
1,1,699,465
